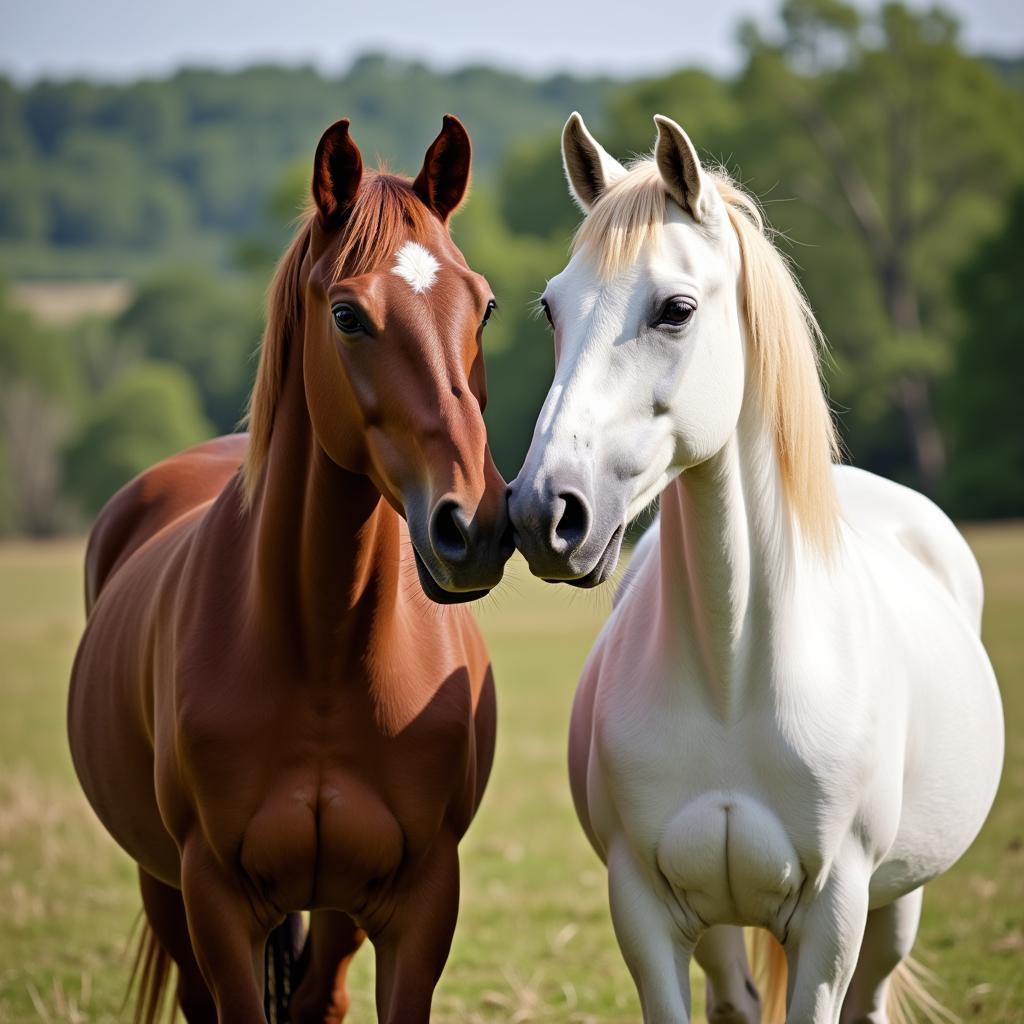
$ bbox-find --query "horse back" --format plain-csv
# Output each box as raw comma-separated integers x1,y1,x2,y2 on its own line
832,464,984,632
84,434,248,611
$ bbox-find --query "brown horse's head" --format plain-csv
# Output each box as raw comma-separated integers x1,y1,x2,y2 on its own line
247,116,512,603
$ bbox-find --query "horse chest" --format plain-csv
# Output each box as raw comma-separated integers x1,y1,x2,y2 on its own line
173,659,475,918
589,642,888,932
239,771,406,913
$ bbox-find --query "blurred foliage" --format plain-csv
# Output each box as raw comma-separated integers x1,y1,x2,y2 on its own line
0,5,1022,533
62,363,212,517
726,0,1024,489
0,283,80,534
942,188,1024,518
500,0,1024,493
112,272,262,433
0,57,611,280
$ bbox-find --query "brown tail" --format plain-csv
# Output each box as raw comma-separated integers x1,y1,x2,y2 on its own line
126,920,175,1024
748,929,955,1024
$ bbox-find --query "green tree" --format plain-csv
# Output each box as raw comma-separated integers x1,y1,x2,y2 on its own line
726,0,1024,492
497,138,579,241
604,68,740,162
0,281,82,534
942,188,1024,518
63,362,213,516
113,271,262,432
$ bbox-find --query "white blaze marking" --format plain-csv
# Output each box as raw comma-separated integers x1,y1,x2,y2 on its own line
391,241,440,293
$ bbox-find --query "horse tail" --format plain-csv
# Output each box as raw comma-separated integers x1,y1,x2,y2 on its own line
126,920,174,1024
887,956,957,1024
748,928,787,1024
264,913,309,1024
748,930,954,1024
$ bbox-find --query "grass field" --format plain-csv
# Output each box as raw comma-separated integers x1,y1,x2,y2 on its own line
0,527,1021,1023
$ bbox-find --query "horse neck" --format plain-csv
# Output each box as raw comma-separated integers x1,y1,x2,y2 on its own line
248,326,402,675
656,400,797,716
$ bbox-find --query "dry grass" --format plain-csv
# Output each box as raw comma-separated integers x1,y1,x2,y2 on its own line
0,526,1020,1022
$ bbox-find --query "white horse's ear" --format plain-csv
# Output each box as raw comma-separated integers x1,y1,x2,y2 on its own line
562,112,626,212
654,115,712,223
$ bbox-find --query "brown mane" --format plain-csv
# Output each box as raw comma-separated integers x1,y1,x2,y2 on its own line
242,172,436,502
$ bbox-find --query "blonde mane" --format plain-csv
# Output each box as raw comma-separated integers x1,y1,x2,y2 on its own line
573,160,840,552
242,173,434,503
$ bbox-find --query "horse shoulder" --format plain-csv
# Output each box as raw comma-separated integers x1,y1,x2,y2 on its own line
85,434,248,609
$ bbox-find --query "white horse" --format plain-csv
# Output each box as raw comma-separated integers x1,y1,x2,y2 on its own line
508,113,1004,1024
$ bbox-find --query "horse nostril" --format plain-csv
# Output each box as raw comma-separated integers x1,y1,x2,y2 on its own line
552,490,591,551
430,500,471,564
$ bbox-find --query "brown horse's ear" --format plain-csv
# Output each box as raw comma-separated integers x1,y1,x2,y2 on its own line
312,119,363,226
413,114,471,223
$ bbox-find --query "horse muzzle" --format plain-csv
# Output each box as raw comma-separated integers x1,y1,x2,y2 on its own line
507,470,626,587
411,492,515,604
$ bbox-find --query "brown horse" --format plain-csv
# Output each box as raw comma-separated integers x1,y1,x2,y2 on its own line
68,115,512,1024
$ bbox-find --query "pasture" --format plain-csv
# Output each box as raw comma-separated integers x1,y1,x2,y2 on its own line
0,526,1021,1023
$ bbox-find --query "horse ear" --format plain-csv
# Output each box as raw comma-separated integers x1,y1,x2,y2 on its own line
653,115,712,223
312,119,363,226
413,114,471,224
561,112,625,213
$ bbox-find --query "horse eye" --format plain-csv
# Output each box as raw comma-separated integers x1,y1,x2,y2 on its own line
654,297,696,328
540,298,554,329
481,299,496,327
332,303,363,335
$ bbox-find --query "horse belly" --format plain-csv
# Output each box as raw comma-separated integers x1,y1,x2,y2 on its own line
656,794,805,932
69,609,182,886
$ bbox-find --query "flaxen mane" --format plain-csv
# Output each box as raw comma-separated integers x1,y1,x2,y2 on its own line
573,160,840,553
242,173,434,502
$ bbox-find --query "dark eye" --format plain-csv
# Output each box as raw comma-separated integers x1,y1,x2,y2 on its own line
540,298,554,329
654,297,696,328
332,303,363,335
481,299,496,327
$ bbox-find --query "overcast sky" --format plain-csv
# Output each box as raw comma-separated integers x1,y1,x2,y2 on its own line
2,0,1022,82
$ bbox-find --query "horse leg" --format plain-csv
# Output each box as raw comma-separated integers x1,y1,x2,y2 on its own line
840,889,923,1024
694,926,760,1023
607,840,693,1023
371,831,460,1024
138,868,216,1022
785,862,871,1024
290,911,366,1024
180,838,274,1023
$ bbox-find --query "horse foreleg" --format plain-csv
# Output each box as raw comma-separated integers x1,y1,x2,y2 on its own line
371,831,460,1024
785,861,871,1024
607,840,693,1024
840,888,923,1024
138,867,216,1022
694,925,760,1023
290,910,366,1023
180,838,274,1023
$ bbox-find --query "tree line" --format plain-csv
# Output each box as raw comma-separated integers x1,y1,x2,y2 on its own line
1,0,1022,535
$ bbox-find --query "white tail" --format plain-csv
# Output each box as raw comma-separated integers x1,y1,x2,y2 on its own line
747,929,958,1024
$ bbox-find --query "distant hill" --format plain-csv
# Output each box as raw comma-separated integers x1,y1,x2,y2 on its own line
0,55,614,279
990,54,1024,89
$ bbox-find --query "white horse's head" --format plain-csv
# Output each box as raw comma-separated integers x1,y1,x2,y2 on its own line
509,113,837,585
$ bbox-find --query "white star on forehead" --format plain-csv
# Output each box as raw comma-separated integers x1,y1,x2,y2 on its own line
391,241,440,293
